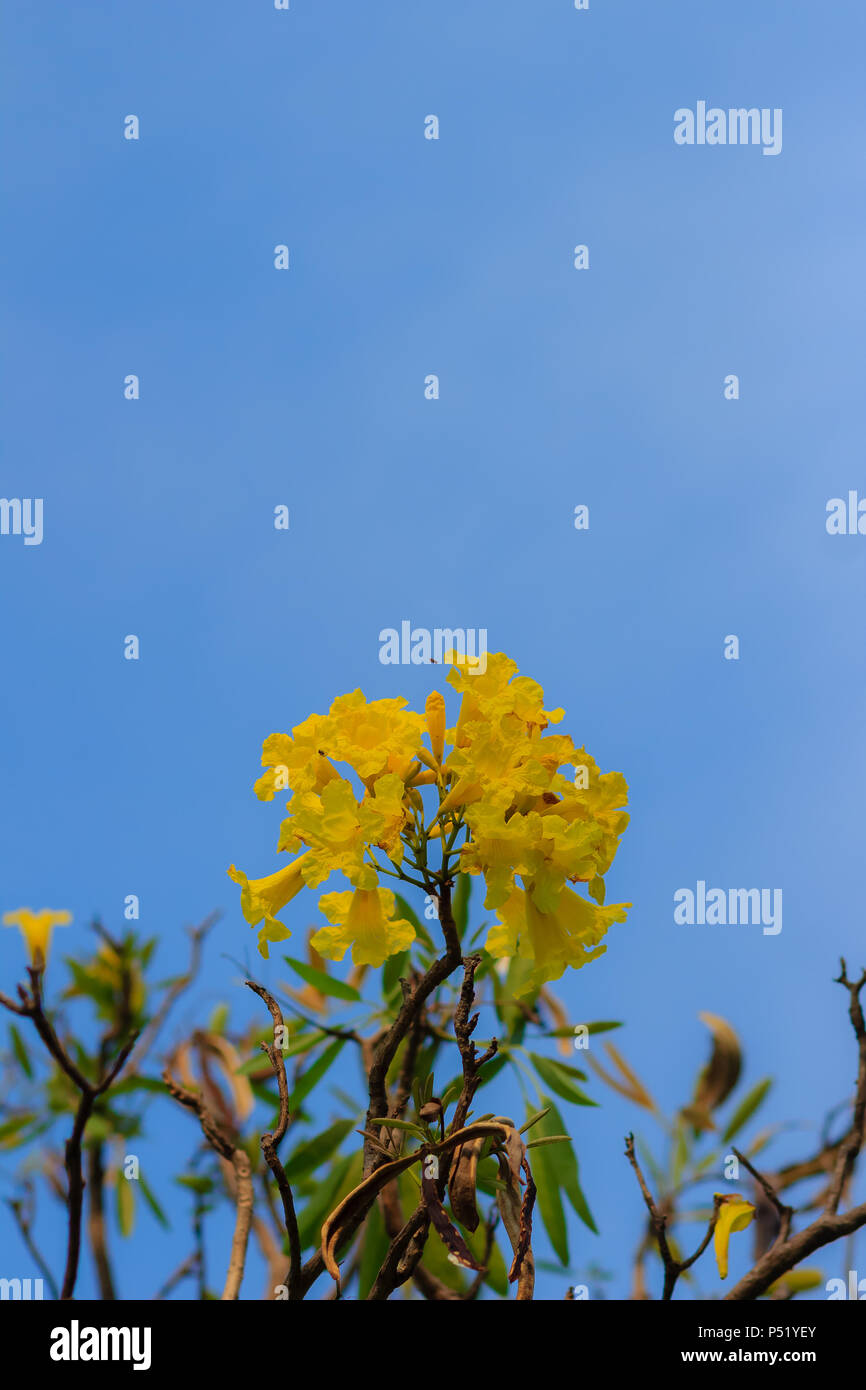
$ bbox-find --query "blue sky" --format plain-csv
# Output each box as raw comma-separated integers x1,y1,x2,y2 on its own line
1,0,865,1300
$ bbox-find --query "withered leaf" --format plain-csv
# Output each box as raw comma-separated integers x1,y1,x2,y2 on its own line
421,1165,484,1271
448,1136,485,1233
321,1121,512,1287
687,1012,742,1131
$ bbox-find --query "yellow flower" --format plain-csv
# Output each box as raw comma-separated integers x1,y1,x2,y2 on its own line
323,691,424,782
535,756,629,881
459,805,544,909
485,883,628,991
228,857,306,957
713,1195,756,1279
311,887,416,967
446,650,564,739
254,720,339,800
278,780,372,887
3,908,72,967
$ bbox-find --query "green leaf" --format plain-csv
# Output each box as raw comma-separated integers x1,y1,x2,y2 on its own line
529,1054,597,1107
460,1219,509,1297
284,1119,356,1182
525,1135,572,1149
283,957,361,1003
138,1172,169,1228
237,1030,326,1074
367,1117,426,1138
110,1075,167,1096
116,1174,136,1238
382,950,409,1000
529,1105,569,1264
722,1078,773,1143
453,874,472,934
475,1054,508,1090
208,1003,229,1034
537,1097,597,1234
419,1216,467,1293
296,1151,361,1251
175,1175,214,1195
9,1025,32,1080
519,1107,552,1135
0,1113,38,1147
288,1039,346,1112
545,1021,623,1039
672,1121,690,1186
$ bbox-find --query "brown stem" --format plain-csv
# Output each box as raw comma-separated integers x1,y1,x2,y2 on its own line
86,1144,116,1299
245,980,303,1300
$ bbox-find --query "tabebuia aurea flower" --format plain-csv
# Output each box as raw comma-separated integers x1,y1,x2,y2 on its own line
713,1194,756,1279
229,650,630,982
3,908,72,968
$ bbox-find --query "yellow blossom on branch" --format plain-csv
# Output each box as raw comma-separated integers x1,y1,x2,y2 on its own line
3,908,72,968
713,1195,756,1279
229,650,630,970
311,888,415,968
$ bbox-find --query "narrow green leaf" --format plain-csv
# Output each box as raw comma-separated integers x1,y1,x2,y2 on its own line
9,1025,32,1080
366,1117,425,1138
382,950,409,1000
237,1030,326,1074
110,1075,167,1096
519,1107,551,1135
453,873,472,934
0,1113,38,1147
175,1174,214,1195
537,1097,597,1234
460,1219,509,1297
283,957,361,1003
288,1039,346,1112
138,1173,169,1228
525,1135,572,1149
284,1119,355,1182
474,1054,508,1090
296,1151,361,1251
722,1078,773,1143
116,1174,136,1238
528,1104,569,1264
530,1054,597,1107
545,1021,623,1039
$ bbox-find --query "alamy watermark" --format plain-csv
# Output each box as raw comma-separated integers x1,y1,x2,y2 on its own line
674,881,782,936
378,621,488,673
674,103,782,157
0,498,43,545
0,1276,44,1299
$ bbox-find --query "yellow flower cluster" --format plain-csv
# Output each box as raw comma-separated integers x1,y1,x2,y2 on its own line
229,652,630,983
439,653,630,990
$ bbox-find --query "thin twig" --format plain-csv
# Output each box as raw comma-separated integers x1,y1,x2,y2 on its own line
245,980,302,1301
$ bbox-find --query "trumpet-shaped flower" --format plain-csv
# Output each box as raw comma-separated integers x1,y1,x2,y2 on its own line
3,908,72,967
485,883,629,991
446,650,564,742
228,857,305,957
312,887,415,967
713,1195,756,1279
278,776,406,889
254,720,339,800
322,691,424,782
